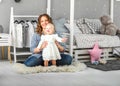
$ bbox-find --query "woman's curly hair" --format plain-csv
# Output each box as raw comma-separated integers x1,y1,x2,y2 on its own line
36,14,53,35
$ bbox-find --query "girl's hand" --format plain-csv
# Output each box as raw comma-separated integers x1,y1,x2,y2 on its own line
62,38,67,42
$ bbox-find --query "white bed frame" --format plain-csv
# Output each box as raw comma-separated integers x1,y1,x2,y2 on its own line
66,0,116,62
68,0,118,62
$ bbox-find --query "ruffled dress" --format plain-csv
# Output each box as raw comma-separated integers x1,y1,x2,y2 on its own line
37,34,62,60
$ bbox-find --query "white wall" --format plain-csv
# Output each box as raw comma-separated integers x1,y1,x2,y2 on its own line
0,0,46,33
1,0,120,33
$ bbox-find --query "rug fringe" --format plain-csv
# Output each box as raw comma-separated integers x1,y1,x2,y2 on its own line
12,62,87,74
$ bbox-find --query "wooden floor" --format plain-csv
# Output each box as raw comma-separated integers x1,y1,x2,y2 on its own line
0,60,120,86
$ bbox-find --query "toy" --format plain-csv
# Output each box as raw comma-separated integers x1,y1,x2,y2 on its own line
100,15,120,36
88,42,102,65
99,59,107,64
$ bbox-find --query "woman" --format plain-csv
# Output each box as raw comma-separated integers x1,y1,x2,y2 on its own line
24,13,72,67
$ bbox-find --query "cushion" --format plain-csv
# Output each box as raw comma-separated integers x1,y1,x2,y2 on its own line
59,32,76,46
64,20,83,46
66,18,84,34
88,42,102,63
64,23,82,34
53,18,69,33
76,18,93,34
77,23,93,34
84,18,102,34
76,18,85,24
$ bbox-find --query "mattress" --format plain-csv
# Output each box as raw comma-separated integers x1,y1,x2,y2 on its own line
74,34,120,48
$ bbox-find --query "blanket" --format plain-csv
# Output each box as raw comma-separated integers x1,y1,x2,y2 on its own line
85,60,120,71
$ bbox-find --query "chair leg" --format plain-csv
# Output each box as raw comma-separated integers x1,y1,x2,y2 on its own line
1,46,4,59
8,46,12,63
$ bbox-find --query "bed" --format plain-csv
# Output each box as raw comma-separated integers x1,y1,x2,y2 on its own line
54,17,120,62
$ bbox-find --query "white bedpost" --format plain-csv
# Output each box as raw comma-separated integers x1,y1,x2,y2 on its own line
70,0,74,56
47,0,51,16
10,7,17,62
110,0,114,22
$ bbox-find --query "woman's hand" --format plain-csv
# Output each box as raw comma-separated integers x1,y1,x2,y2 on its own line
55,41,64,52
34,48,41,53
62,38,67,42
34,41,48,53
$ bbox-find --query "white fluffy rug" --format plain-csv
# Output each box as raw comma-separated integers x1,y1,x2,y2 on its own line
13,62,87,74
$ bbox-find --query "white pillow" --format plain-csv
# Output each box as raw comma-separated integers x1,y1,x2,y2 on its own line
64,23,82,34
59,32,76,46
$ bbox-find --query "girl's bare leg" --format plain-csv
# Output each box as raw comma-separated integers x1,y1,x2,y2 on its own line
52,60,56,66
44,60,48,67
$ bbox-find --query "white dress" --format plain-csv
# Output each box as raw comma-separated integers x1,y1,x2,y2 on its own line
37,34,62,60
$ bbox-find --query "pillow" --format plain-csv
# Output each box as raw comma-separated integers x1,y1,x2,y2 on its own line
65,19,84,34
53,18,69,33
84,18,102,34
76,18,94,34
88,42,102,63
59,32,76,46
76,18,85,24
64,21,83,46
64,23,82,34
77,23,93,34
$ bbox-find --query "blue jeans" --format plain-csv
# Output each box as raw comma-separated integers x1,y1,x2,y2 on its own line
24,54,73,67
